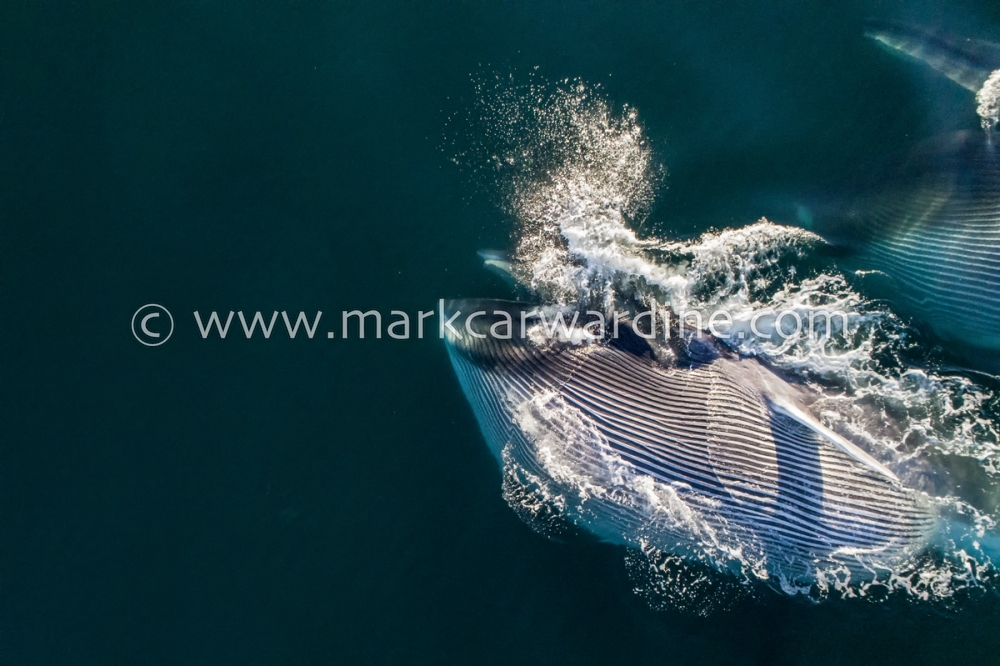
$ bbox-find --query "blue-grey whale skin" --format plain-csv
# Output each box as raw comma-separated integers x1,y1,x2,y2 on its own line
444,300,934,583
817,131,1000,352
864,20,1000,93
810,23,1000,354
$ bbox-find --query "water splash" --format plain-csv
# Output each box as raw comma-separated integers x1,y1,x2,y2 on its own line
976,69,1000,131
451,72,1000,606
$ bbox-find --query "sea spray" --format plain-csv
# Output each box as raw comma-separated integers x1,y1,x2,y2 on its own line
448,72,1000,604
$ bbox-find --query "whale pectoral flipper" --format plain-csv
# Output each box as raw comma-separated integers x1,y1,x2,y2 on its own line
477,249,523,291
864,20,1000,93
764,395,899,482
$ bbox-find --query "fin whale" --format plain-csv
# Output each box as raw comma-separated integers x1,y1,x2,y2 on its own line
444,300,935,583
809,23,1000,357
817,130,1000,352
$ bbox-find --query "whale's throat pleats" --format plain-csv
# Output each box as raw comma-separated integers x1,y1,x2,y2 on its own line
445,301,935,583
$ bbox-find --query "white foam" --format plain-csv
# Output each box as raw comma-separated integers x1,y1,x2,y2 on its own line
976,69,1000,131
458,73,1000,604
510,390,764,577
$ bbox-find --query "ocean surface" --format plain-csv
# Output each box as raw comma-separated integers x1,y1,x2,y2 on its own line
4,1,1000,663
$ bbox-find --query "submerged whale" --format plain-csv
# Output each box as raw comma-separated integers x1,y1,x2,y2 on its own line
810,22,1000,356
819,130,1000,352
444,299,934,584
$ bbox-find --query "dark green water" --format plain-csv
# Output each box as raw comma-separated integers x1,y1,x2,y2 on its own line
4,1,1000,663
